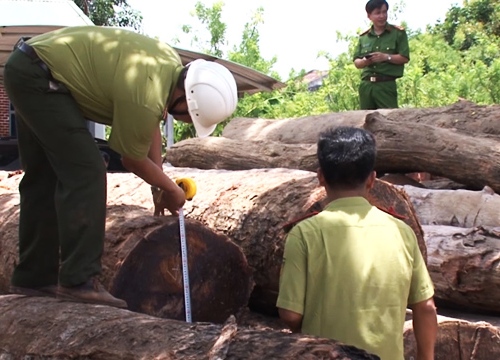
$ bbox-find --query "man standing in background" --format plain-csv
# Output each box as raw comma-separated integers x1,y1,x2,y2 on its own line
353,0,410,109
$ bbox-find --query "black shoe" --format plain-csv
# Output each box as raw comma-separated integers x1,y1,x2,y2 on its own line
57,277,127,309
9,284,58,297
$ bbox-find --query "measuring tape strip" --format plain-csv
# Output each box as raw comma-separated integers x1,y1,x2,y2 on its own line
178,207,192,323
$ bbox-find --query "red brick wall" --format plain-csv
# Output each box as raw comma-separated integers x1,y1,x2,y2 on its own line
0,86,11,137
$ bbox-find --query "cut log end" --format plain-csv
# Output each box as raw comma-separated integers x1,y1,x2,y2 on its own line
110,217,253,323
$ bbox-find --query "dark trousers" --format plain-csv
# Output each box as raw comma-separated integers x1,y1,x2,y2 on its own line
3,49,107,288
359,79,398,110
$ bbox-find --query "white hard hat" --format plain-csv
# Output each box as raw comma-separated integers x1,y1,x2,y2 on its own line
185,59,238,138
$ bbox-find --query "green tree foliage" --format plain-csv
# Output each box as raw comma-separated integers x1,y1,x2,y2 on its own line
73,0,142,31
166,0,500,143
434,0,500,50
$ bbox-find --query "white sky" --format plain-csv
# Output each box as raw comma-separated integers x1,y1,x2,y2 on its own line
127,0,460,78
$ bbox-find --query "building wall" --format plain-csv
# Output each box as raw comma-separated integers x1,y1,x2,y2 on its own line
0,86,10,137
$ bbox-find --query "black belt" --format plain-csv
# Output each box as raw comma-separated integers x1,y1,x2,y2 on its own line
363,75,397,83
16,40,51,74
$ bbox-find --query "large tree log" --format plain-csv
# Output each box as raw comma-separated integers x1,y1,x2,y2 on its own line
165,137,317,171
400,185,500,227
424,224,500,314
0,168,425,316
404,315,500,359
363,112,500,193
0,296,380,360
0,191,253,323
222,100,500,143
167,113,500,193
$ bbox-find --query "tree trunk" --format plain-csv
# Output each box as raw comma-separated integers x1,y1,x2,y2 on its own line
0,195,253,323
424,224,500,314
400,185,500,227
404,314,500,359
0,168,425,316
363,112,500,193
0,296,380,360
165,137,317,171
222,100,500,143
167,113,500,193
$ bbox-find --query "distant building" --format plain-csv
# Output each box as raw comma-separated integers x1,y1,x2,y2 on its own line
302,70,329,91
0,0,101,138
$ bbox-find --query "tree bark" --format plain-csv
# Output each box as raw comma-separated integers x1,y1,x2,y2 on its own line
0,296,380,360
404,315,500,359
400,185,500,227
165,137,317,171
167,113,500,193
424,224,500,314
222,100,500,143
363,112,500,193
0,168,425,316
0,196,253,323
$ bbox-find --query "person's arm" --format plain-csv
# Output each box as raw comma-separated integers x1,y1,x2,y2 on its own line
365,52,408,65
276,228,307,333
409,297,437,360
121,126,185,216
354,56,373,69
278,308,303,333
121,154,185,215
148,125,163,168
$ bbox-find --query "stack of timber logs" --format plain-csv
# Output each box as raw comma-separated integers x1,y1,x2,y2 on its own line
167,101,500,193
0,167,424,317
162,101,500,356
2,101,500,357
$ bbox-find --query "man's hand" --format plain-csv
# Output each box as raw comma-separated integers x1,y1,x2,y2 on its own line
152,185,186,216
278,308,303,333
366,52,389,63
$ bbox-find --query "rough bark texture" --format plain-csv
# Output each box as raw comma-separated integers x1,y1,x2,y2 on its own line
400,185,500,227
222,100,500,143
404,315,500,359
0,168,425,316
165,137,317,171
363,112,500,192
167,112,500,193
424,224,500,314
0,296,380,360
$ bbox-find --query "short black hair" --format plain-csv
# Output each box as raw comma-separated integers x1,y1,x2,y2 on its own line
317,127,376,189
366,0,389,13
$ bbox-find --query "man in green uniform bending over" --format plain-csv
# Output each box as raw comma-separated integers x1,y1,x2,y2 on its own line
353,0,410,109
4,26,238,308
277,127,437,359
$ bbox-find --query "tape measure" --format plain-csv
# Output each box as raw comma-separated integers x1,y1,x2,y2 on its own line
178,207,192,323
176,178,197,201
176,177,196,323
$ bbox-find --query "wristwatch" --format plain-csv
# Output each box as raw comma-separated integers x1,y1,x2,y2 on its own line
387,55,392,62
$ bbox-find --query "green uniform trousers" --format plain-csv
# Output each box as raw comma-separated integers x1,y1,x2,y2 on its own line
3,49,106,288
358,79,398,110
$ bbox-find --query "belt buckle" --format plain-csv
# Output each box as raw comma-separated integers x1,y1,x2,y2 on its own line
370,76,377,82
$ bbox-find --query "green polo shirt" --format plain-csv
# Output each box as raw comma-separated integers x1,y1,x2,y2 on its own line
28,26,183,159
277,197,433,360
353,23,410,79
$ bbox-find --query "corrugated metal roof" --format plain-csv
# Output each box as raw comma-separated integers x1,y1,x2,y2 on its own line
0,0,93,27
174,48,285,95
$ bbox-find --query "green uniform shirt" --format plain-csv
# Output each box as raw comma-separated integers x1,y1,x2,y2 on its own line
276,197,434,360
353,23,410,79
28,26,183,159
